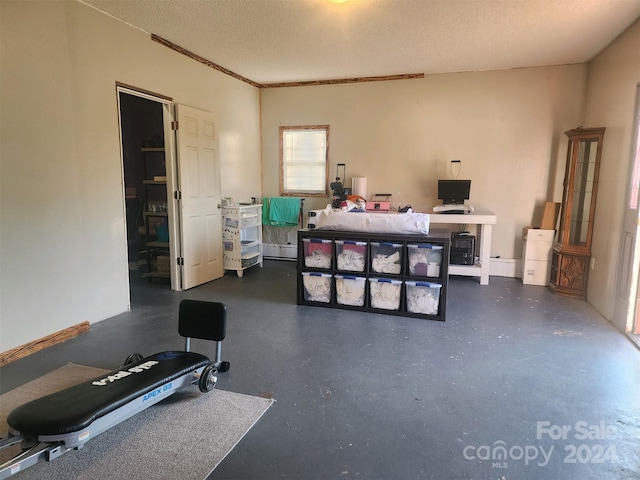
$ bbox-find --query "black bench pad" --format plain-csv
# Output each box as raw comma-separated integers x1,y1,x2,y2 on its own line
7,351,209,436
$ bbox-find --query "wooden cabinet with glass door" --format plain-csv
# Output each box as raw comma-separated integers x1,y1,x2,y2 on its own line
550,127,605,298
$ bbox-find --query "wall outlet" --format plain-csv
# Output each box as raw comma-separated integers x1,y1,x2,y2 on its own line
591,257,595,270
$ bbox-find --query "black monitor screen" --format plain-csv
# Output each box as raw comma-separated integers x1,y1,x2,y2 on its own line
438,180,471,204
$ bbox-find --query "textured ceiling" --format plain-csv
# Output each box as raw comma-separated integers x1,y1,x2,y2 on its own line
82,0,640,85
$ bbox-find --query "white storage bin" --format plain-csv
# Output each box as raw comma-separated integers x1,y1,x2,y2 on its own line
301,272,332,303
370,242,403,274
522,229,554,286
335,275,366,306
408,243,444,277
405,281,441,315
368,278,402,310
240,213,259,228
303,238,333,269
335,240,367,272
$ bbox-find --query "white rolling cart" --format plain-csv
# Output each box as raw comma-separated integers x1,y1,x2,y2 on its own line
222,204,263,277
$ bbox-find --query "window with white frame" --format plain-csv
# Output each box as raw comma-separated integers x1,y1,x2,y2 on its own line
280,126,329,196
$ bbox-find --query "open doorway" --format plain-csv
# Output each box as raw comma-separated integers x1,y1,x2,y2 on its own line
118,90,169,288
118,88,225,293
613,83,640,347
629,91,640,343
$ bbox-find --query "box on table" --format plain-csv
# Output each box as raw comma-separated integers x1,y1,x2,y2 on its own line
301,272,332,303
405,281,441,315
335,240,367,272
365,201,391,211
156,255,170,274
303,238,333,269
370,242,403,274
368,278,402,310
407,243,444,277
335,274,366,306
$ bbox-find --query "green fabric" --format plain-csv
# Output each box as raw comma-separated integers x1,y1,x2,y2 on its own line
263,197,300,226
262,197,270,225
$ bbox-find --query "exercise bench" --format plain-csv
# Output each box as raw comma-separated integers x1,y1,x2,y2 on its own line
0,299,229,479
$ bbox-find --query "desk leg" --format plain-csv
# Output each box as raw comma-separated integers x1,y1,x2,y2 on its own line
479,224,492,285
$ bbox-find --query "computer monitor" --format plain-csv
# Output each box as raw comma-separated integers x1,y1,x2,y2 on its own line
438,180,471,204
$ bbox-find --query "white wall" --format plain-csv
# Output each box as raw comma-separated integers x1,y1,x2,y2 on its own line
582,19,640,320
261,66,587,261
0,1,262,352
2,3,637,353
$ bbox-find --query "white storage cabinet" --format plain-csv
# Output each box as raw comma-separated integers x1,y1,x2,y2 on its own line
222,204,263,277
522,229,555,286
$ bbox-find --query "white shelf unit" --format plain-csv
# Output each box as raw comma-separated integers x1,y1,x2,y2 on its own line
429,211,497,285
222,204,263,277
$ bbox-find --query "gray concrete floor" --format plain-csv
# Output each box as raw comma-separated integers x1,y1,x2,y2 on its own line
2,260,639,480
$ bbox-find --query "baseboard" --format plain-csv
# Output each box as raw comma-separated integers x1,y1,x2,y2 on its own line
263,243,297,260
489,258,521,278
0,321,90,367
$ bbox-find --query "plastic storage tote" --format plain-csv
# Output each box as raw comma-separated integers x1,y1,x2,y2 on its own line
407,243,444,277
301,272,332,303
368,278,402,310
370,242,403,274
335,274,366,306
335,240,367,272
405,281,441,315
303,238,333,269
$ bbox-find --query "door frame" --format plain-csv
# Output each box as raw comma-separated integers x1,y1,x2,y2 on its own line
613,82,640,342
116,84,183,291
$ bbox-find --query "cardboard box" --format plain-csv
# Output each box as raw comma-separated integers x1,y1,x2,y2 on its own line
522,259,551,286
156,255,170,274
521,226,554,286
540,201,561,230
521,230,554,285
525,229,555,244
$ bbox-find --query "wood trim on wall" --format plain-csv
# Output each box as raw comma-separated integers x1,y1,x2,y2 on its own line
0,321,90,367
150,33,424,88
151,34,262,88
261,73,424,88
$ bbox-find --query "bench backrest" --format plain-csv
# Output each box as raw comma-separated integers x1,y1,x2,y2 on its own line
178,300,227,342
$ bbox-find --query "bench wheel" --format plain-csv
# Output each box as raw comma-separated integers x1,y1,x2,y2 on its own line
199,364,218,392
123,352,144,366
219,361,230,373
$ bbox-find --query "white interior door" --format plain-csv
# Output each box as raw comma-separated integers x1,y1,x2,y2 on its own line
612,85,640,332
175,104,223,289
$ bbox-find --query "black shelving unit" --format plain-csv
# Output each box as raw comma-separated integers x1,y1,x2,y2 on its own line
297,229,450,321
